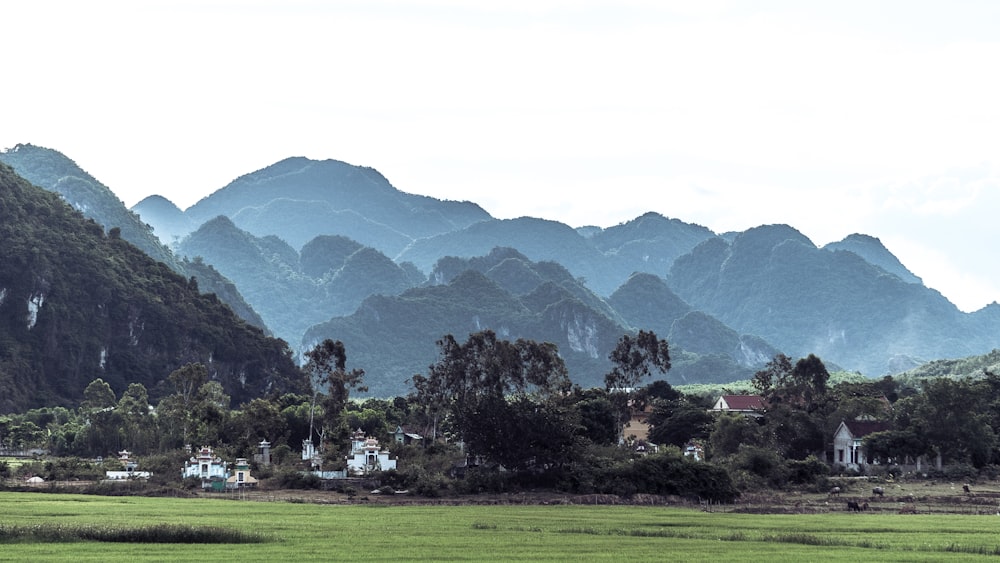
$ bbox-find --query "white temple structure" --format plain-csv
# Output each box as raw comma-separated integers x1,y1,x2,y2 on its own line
345,429,396,475
182,446,229,488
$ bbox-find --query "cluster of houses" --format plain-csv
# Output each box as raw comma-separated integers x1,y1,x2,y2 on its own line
709,394,891,472
178,427,412,490
619,394,893,473
86,394,897,490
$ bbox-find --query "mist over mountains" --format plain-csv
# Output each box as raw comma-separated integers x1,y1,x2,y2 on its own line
4,143,999,401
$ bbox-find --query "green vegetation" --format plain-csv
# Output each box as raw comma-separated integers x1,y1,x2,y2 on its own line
0,162,308,412
3,492,1000,561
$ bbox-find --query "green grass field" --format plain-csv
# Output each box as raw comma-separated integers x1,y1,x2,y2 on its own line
1,492,1000,561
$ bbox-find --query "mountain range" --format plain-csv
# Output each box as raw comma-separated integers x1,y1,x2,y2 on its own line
3,144,999,402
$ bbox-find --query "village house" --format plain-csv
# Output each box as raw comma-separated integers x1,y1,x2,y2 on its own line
392,425,424,446
832,419,891,473
710,395,766,417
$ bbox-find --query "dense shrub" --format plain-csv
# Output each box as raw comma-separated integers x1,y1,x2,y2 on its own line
785,455,829,485
594,450,739,502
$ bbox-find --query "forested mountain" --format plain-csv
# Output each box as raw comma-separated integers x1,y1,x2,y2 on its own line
666,224,991,376
302,249,780,395
177,217,424,352
0,162,308,412
0,144,179,269
0,145,268,333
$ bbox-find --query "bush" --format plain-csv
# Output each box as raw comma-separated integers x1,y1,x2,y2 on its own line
271,470,322,490
785,456,829,485
942,463,978,481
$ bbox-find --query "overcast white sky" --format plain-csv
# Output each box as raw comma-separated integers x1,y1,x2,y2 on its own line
4,1,1000,312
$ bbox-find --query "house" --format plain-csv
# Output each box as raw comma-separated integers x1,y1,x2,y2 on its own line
104,449,151,481
392,425,424,446
710,395,766,417
225,458,259,489
832,419,891,472
182,446,230,489
346,429,397,475
625,401,653,443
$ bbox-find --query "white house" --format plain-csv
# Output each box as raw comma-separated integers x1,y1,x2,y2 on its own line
832,419,891,472
346,429,396,475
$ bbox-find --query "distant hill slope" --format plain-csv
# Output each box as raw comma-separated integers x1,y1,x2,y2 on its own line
896,349,1000,383
177,217,424,354
302,251,778,395
132,195,196,247
179,157,493,253
823,234,922,284
398,213,716,297
667,224,997,376
303,269,627,396
0,145,270,334
0,144,179,269
0,163,308,412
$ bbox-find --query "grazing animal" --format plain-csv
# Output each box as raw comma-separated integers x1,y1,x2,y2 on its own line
829,486,841,496
862,502,870,511
847,501,862,512
872,486,884,497
963,484,971,494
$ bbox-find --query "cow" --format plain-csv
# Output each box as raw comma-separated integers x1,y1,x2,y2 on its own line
847,501,862,512
829,486,842,496
872,486,884,498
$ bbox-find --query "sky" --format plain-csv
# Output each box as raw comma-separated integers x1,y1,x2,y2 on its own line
4,1,1000,312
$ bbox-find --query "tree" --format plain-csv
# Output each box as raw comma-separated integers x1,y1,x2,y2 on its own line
117,383,154,452
412,330,572,467
303,339,367,448
79,378,120,455
604,331,671,440
604,331,671,392
647,397,714,448
902,377,996,468
81,379,116,412
156,363,230,449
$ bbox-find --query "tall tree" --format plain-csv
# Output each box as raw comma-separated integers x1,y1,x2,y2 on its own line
412,330,572,466
604,330,671,441
303,339,366,446
604,330,671,392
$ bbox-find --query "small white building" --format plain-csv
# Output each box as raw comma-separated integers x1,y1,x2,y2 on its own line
345,429,396,475
105,449,151,481
182,446,229,487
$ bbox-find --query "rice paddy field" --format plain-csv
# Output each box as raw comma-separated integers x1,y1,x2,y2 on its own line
3,491,1000,561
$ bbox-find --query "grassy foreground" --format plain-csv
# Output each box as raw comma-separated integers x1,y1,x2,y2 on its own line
1,492,1000,561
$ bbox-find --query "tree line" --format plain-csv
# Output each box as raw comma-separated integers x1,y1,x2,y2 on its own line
1,329,997,497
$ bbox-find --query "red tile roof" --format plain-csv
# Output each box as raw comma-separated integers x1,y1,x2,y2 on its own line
842,420,891,438
721,395,765,410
